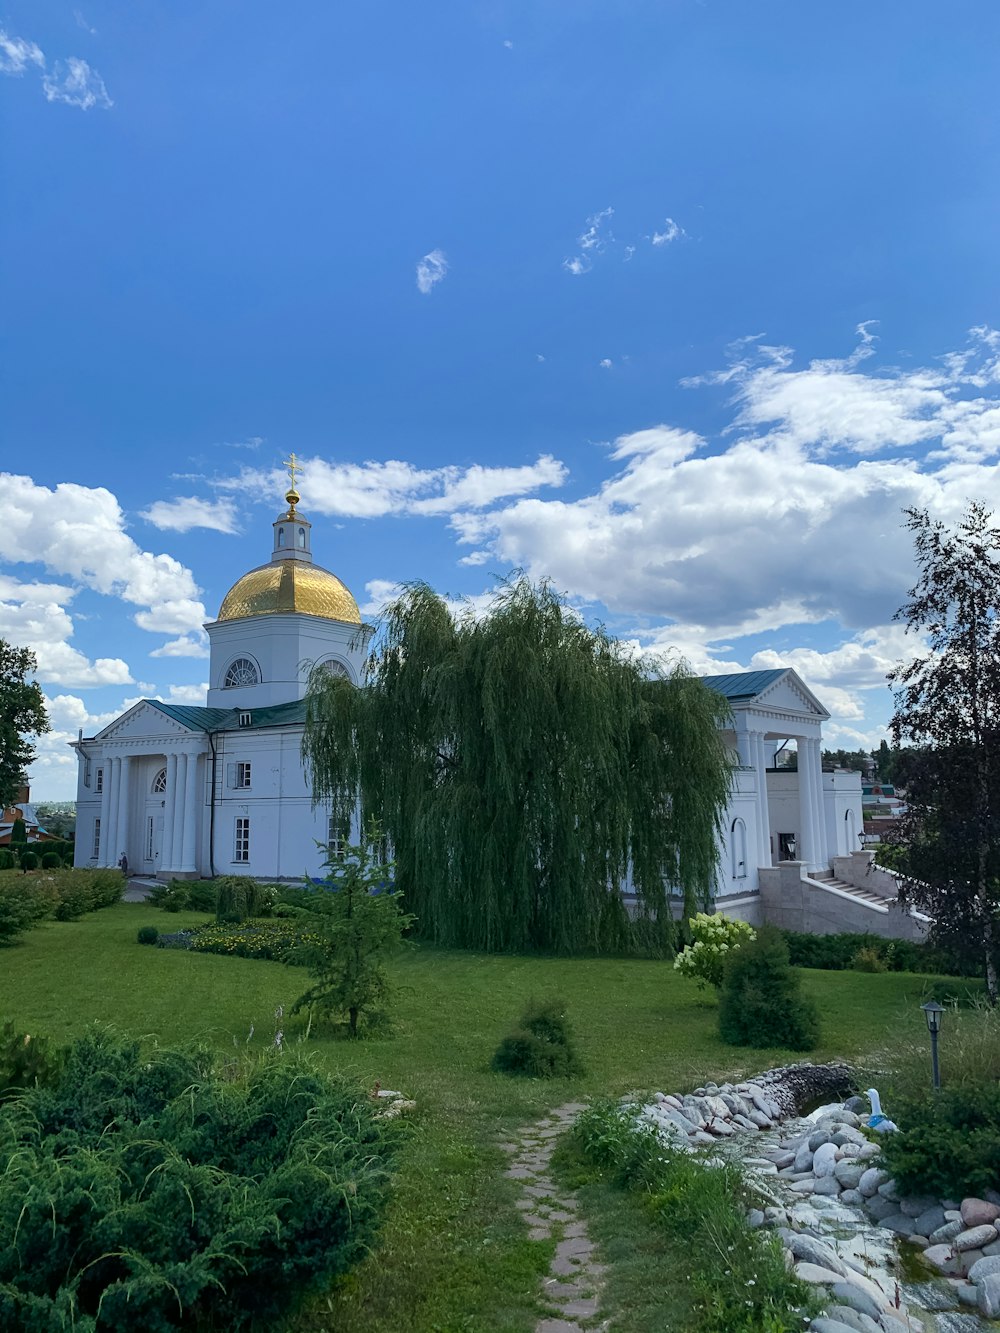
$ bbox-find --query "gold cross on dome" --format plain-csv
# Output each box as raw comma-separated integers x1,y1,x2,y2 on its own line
283,452,300,490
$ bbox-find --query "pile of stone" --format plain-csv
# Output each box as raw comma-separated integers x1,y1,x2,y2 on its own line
637,1061,853,1148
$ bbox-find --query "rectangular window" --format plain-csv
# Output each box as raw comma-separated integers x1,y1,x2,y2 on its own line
234,817,250,863
146,816,154,862
95,767,104,794
239,711,252,728
236,762,252,789
92,818,101,860
327,815,345,857
84,758,91,788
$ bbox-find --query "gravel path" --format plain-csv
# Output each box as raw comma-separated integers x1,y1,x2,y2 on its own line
501,1101,608,1333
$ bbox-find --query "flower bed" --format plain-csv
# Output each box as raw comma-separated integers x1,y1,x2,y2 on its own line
186,918,323,964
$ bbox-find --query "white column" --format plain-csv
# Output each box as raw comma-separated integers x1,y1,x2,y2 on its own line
752,730,772,867
98,754,113,864
116,756,131,868
170,753,187,871
106,757,121,866
180,753,199,872
798,738,818,869
808,738,828,868
161,753,178,871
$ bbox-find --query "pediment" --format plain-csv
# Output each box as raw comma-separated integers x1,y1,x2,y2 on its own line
752,670,830,720
94,700,197,742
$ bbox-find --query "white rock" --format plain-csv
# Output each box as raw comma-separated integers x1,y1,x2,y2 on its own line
813,1142,840,1178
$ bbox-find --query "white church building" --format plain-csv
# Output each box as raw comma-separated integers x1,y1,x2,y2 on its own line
73,475,902,933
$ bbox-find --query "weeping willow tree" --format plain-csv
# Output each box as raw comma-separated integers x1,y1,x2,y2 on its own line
303,577,734,955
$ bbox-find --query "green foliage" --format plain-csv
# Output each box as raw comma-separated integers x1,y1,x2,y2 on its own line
137,925,159,945
0,849,13,871
303,575,733,954
0,868,122,936
186,879,218,912
0,1019,64,1100
571,1100,818,1333
719,928,819,1050
18,850,37,871
0,893,37,945
781,928,977,976
673,911,756,989
39,851,60,870
491,998,583,1078
9,817,27,846
878,1083,1000,1198
215,875,274,923
0,1029,393,1331
0,641,49,812
290,832,414,1037
851,946,887,973
189,918,323,963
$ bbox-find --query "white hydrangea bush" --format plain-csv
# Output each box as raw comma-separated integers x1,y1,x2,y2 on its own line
673,911,756,989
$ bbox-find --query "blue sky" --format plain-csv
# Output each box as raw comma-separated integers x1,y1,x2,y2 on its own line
3,1,1000,798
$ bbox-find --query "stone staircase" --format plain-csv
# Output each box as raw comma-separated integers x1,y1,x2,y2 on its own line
806,868,896,910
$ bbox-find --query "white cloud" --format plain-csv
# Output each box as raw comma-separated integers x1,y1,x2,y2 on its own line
416,249,448,295
564,207,614,275
74,10,97,35
42,57,112,110
225,454,568,521
503,39,514,49
141,496,240,534
149,634,210,659
0,28,44,74
0,579,133,687
562,256,591,276
599,358,613,370
651,218,684,245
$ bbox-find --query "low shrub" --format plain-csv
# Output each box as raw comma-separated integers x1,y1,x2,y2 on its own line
571,1100,818,1333
39,851,60,870
137,925,159,946
0,1028,394,1330
877,1082,1000,1198
491,998,583,1078
674,911,756,989
187,879,218,912
0,850,14,871
851,946,887,973
189,919,322,963
719,928,819,1050
0,1019,65,1099
156,930,194,950
216,875,274,924
782,929,977,976
18,851,38,872
921,978,986,1007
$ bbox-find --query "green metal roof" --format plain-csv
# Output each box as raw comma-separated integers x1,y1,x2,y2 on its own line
698,669,788,702
147,698,308,732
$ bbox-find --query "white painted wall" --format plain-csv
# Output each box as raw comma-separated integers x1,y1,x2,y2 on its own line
206,614,368,708
822,770,865,857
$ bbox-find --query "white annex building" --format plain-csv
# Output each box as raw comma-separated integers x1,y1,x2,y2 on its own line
74,474,906,935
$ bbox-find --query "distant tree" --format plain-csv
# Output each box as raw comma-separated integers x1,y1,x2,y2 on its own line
822,748,871,773
9,818,26,847
888,503,1000,1001
0,641,49,812
303,577,734,955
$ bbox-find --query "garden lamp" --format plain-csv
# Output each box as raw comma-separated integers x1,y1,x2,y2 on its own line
920,1000,944,1091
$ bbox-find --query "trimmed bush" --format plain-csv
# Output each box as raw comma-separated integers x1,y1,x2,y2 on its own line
39,851,60,870
186,879,217,912
216,875,274,923
18,851,38,872
0,1028,393,1330
718,928,819,1050
0,850,14,871
851,946,887,973
491,998,583,1078
137,925,159,946
782,928,976,977
0,867,122,931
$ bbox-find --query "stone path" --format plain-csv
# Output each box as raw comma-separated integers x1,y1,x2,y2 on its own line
501,1101,608,1333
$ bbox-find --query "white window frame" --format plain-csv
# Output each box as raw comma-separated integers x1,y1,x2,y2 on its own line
224,657,260,689
84,757,91,788
234,817,250,863
146,816,155,861
92,818,101,860
236,762,252,789
327,814,345,857
239,711,252,728
95,767,104,794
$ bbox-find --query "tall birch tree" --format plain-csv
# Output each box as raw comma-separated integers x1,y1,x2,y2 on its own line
889,503,1000,1000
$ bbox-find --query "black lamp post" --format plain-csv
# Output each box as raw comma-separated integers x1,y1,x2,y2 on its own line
921,1000,944,1091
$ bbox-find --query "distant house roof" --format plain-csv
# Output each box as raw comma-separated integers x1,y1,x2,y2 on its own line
147,699,308,733
699,670,789,702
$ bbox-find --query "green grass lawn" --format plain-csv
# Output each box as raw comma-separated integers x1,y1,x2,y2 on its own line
0,903,947,1332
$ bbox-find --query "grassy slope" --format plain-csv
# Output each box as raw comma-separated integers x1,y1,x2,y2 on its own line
1,904,942,1332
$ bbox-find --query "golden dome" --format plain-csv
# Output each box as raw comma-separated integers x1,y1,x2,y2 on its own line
217,560,361,625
